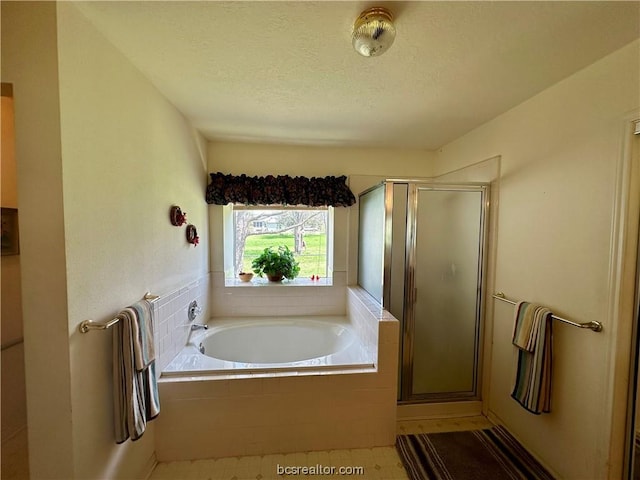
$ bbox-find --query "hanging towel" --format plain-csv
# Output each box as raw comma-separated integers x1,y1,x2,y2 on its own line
129,300,155,370
113,300,160,443
510,301,553,414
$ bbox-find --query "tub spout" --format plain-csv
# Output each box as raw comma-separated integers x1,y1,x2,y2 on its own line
190,323,208,331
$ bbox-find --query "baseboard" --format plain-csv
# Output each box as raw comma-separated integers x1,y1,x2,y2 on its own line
1,424,28,446
397,400,483,420
485,409,561,479
485,409,503,427
141,452,158,480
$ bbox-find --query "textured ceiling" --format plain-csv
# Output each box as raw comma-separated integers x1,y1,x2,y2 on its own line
75,1,640,150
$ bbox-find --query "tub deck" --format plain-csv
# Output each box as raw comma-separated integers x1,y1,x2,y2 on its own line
162,315,375,378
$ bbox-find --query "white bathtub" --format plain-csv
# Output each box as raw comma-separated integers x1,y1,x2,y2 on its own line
162,316,374,377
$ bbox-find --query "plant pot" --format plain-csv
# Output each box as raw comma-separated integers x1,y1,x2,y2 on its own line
238,272,254,282
266,273,284,282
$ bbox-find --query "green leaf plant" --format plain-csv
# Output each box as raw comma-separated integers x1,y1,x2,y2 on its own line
251,245,300,281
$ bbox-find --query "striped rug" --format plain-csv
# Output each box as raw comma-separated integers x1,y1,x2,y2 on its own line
396,426,555,480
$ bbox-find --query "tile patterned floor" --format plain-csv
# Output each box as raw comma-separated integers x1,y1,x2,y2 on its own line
150,447,408,480
150,416,491,480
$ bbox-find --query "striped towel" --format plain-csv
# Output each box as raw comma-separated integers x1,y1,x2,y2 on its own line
511,301,553,414
129,300,155,370
113,300,160,443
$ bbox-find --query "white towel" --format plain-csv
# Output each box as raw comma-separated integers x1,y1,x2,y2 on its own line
113,300,160,443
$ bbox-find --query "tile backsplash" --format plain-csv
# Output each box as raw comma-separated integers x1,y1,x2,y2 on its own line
152,274,210,374
210,271,347,317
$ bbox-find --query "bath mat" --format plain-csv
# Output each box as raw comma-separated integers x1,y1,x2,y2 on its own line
396,425,555,480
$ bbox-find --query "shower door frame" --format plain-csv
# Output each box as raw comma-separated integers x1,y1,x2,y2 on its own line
390,181,490,404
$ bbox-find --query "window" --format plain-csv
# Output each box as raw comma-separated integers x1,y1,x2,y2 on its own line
223,205,334,285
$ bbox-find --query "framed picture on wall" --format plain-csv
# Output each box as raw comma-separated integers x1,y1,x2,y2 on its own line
1,207,19,256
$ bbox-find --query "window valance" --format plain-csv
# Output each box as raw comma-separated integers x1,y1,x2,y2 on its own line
205,172,356,207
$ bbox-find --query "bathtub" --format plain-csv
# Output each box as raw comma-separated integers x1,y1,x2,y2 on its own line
156,287,399,460
162,316,375,377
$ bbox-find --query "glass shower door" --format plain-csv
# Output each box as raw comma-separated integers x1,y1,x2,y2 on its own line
404,184,488,400
357,184,386,303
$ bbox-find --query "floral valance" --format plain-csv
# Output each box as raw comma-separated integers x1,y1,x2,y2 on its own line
205,172,356,207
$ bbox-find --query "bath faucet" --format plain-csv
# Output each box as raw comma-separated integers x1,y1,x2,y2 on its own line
190,323,208,331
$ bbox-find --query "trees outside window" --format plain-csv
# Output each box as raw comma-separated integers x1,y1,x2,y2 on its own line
233,208,329,278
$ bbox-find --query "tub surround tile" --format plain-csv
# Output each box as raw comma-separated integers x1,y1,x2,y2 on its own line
155,286,400,461
212,304,346,317
210,271,346,317
161,365,381,385
152,274,211,374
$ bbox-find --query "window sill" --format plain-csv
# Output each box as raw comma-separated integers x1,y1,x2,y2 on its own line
224,277,333,287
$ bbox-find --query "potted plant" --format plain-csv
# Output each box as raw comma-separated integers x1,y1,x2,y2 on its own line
251,245,300,282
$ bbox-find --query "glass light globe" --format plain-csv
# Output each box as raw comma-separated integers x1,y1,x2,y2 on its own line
352,7,396,57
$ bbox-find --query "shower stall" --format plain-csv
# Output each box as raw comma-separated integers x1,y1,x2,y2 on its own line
358,180,489,403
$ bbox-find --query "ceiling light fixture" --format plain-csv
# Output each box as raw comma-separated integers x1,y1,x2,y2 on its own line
352,7,396,57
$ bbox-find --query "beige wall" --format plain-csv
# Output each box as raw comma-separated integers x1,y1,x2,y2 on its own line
1,2,74,478
432,39,640,479
56,3,209,479
208,141,433,178
1,95,18,208
3,2,209,478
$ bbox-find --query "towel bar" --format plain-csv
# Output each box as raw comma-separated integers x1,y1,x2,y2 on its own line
78,293,159,334
493,292,603,332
